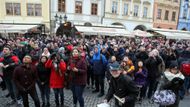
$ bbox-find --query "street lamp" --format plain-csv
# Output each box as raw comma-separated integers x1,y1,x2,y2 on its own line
64,14,67,23
55,13,68,24
54,13,63,25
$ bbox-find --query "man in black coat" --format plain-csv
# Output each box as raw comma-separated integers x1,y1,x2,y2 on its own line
104,63,138,107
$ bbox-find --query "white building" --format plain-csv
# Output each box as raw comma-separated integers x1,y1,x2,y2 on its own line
50,0,105,32
103,0,154,31
50,0,154,33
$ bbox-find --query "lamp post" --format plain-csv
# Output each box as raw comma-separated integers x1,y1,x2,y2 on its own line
54,13,63,25
64,14,67,23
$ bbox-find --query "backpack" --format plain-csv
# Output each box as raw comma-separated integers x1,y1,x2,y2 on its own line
180,61,190,76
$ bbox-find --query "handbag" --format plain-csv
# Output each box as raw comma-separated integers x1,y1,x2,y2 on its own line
152,90,176,106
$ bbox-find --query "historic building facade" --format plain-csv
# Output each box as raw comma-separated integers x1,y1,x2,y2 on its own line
103,0,154,31
177,0,190,31
50,0,105,30
153,0,180,30
0,0,50,29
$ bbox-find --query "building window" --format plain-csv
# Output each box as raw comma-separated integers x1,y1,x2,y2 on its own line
172,11,176,21
143,7,148,18
112,1,118,14
75,1,82,14
123,3,128,15
134,5,139,17
157,9,162,19
91,3,97,15
164,10,169,20
58,0,65,12
6,3,21,16
183,9,187,19
27,4,42,16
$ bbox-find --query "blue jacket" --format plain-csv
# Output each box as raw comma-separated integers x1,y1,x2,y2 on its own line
92,45,107,75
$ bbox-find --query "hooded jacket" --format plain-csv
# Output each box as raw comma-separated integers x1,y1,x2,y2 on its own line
92,45,107,75
159,70,185,107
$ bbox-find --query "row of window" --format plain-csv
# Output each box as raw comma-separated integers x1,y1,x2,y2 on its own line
157,9,176,21
6,3,42,16
112,1,148,18
58,0,98,15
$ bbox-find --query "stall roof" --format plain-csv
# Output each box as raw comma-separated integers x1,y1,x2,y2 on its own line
149,28,190,39
132,29,153,37
75,25,133,37
0,24,38,33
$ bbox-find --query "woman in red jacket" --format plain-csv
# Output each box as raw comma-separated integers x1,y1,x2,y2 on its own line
67,48,87,107
45,53,66,107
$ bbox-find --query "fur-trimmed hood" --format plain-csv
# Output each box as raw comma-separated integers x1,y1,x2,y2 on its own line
164,70,185,81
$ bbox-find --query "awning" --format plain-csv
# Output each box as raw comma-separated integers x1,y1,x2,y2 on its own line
0,24,38,33
150,28,190,40
132,29,153,37
75,25,132,37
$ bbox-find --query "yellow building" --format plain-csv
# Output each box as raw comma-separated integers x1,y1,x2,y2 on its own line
0,0,50,33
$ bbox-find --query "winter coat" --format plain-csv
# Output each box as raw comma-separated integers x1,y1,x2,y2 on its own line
134,68,148,86
68,58,87,86
0,54,20,79
45,59,66,88
105,74,138,107
92,46,107,75
145,56,162,79
136,51,149,63
13,64,38,91
159,71,185,107
37,62,51,85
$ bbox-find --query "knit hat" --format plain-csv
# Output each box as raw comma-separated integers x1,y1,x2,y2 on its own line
169,62,178,69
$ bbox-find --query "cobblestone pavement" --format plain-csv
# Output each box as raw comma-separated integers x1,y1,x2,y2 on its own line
0,85,189,107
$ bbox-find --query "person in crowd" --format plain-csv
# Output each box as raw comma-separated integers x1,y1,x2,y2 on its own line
145,50,162,99
106,56,119,82
0,45,21,105
134,61,148,101
13,55,40,107
58,47,69,64
67,48,87,107
125,47,136,64
136,46,149,63
121,56,135,79
101,46,110,60
159,63,185,107
104,63,138,107
86,50,94,89
30,43,41,65
41,47,50,58
92,45,107,97
45,53,66,107
37,56,51,107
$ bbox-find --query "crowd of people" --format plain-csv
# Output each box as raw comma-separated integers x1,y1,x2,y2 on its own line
0,35,189,107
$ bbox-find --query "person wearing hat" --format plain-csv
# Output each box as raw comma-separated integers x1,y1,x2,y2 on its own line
159,62,185,107
104,63,138,107
13,55,40,107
